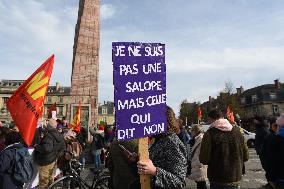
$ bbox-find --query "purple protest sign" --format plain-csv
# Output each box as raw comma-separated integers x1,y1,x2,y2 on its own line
113,42,166,141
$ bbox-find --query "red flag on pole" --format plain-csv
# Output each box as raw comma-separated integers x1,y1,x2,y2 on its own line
48,102,57,119
227,106,235,123
69,101,81,133
197,107,202,123
6,55,54,146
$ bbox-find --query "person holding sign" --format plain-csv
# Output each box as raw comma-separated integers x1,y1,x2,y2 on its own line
107,139,139,189
137,106,187,189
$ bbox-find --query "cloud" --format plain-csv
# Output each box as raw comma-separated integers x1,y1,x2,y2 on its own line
101,4,116,20
0,0,77,85
167,46,284,73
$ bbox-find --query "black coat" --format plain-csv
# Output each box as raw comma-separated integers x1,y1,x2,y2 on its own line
261,129,276,181
34,127,66,166
255,123,270,155
0,143,24,189
265,134,284,182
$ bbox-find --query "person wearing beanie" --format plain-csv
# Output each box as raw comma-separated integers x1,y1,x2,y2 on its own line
265,114,284,188
34,119,66,189
199,108,249,189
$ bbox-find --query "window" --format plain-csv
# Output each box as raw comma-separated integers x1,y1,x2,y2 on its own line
269,92,276,100
3,97,9,104
102,107,107,114
103,116,107,123
58,106,63,116
44,107,48,115
253,107,258,115
241,98,245,104
252,95,257,103
272,105,279,115
47,97,52,103
60,97,63,103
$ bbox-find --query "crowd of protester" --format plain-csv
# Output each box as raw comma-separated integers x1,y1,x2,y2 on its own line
1,109,284,189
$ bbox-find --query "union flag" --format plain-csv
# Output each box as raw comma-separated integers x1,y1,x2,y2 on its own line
7,55,54,146
69,101,81,133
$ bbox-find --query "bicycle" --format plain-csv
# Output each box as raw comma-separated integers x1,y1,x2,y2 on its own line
48,156,110,189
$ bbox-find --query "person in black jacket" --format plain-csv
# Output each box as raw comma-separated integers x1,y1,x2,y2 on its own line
254,116,270,156
34,118,66,189
261,118,279,187
0,131,24,189
266,114,284,189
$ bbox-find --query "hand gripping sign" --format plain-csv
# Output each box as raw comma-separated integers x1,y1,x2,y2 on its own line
113,42,167,141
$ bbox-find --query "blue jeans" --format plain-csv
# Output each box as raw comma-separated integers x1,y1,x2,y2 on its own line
210,185,240,189
94,154,101,169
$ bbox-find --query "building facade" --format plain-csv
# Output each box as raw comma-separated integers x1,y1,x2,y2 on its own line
97,101,115,125
240,79,284,120
201,79,284,131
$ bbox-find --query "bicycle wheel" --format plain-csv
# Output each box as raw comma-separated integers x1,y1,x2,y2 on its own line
94,175,110,189
48,175,83,189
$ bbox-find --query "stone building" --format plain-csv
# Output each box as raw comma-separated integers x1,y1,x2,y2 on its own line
240,79,284,120
0,80,71,125
97,101,115,125
201,79,284,131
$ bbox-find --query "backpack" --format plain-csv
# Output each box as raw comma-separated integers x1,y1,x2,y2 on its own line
14,147,34,183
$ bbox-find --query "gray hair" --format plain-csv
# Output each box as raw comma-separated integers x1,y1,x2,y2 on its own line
191,124,204,134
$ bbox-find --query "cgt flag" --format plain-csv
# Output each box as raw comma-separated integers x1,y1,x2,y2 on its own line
69,101,81,133
6,55,54,146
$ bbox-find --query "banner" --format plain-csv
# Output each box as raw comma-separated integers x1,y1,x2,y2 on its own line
7,55,54,146
113,42,166,140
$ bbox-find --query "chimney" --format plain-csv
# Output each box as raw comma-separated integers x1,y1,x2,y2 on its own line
274,79,280,89
236,86,244,95
240,86,244,93
209,96,212,102
56,82,60,91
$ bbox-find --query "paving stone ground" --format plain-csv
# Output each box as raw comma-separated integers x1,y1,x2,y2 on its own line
184,149,267,189
82,149,267,189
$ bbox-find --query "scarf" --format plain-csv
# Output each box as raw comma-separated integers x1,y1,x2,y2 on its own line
211,118,233,132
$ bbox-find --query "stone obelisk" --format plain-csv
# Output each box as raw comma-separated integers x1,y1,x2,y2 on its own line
70,0,100,138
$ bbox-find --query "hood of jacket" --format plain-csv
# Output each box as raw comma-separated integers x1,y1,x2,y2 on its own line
48,128,63,143
211,118,233,132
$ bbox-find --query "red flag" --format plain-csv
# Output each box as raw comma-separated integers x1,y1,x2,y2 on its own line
6,55,54,146
69,101,81,133
47,102,57,119
227,106,235,123
197,107,202,122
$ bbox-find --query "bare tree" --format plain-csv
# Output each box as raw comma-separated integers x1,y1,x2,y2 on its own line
224,79,235,94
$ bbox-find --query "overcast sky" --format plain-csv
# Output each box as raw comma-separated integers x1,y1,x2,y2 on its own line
1,0,284,113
